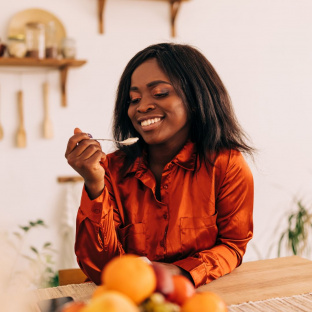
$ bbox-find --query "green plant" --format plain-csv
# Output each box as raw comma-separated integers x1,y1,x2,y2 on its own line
10,219,59,288
278,199,312,257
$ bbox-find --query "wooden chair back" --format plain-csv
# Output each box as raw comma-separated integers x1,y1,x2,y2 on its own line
58,268,88,286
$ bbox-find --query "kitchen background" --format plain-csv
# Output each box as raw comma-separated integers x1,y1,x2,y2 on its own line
1,0,312,280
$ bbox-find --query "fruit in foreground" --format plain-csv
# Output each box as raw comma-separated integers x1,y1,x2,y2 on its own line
91,285,107,299
140,292,180,312
152,262,174,295
101,254,156,304
81,291,139,312
181,292,228,312
166,275,195,306
60,301,86,312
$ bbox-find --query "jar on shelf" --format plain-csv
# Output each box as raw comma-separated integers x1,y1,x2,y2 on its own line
25,22,45,59
0,38,6,57
45,21,58,58
61,38,76,59
7,35,27,58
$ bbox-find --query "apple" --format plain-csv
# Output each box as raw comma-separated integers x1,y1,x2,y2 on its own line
152,262,174,295
166,275,195,306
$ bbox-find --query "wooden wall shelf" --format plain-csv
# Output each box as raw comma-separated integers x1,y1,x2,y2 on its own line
97,0,190,37
0,57,87,107
57,176,84,183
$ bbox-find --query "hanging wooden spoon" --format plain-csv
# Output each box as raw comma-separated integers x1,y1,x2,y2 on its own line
0,84,3,140
43,82,53,139
16,90,26,148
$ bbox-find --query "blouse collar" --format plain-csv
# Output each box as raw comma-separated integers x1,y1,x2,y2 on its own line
125,140,197,176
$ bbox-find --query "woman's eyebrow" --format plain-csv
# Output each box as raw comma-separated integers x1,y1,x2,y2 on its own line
130,80,172,91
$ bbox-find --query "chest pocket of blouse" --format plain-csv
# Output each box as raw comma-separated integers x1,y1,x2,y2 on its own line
179,213,218,256
117,223,147,256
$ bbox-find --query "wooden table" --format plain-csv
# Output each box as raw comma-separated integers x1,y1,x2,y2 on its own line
33,256,312,311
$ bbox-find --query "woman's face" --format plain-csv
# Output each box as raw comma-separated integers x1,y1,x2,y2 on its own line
127,58,190,147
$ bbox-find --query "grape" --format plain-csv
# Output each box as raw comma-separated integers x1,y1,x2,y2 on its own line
140,293,181,312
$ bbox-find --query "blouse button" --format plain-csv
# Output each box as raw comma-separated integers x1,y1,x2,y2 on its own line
92,204,101,214
163,214,167,220
163,184,168,190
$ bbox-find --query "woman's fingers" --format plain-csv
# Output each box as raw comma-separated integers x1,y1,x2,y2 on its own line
74,127,82,135
65,128,105,171
65,132,90,158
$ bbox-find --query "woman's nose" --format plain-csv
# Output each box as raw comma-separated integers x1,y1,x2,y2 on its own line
136,97,155,113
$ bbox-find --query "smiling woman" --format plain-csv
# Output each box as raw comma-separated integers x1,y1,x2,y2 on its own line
65,42,255,288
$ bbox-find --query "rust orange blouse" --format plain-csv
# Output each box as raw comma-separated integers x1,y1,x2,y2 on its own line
75,141,253,287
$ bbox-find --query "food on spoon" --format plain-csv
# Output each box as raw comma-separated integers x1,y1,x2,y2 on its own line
120,137,139,145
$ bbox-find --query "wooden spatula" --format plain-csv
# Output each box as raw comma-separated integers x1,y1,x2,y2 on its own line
43,82,53,139
0,84,3,140
16,90,26,148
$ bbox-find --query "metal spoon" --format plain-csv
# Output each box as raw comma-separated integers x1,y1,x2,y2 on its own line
92,137,139,146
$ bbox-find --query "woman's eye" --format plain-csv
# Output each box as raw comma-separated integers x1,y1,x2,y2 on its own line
129,98,141,104
154,91,169,98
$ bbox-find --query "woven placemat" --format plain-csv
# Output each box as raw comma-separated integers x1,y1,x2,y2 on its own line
228,292,312,312
32,284,312,311
33,282,97,302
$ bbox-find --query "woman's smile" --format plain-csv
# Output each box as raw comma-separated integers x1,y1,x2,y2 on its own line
138,116,163,130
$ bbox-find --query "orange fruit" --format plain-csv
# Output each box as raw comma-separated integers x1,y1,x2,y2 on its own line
81,290,139,312
181,292,228,312
61,301,86,312
101,254,156,304
166,275,195,306
91,285,108,299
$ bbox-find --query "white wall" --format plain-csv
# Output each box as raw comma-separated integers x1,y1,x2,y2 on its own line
1,0,312,270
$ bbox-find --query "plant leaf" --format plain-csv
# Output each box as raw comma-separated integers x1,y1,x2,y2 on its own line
19,226,30,232
30,246,39,254
43,242,52,248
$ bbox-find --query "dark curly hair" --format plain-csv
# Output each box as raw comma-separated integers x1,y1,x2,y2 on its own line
113,42,254,167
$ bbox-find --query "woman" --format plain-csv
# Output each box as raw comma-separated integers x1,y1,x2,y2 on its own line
65,43,254,288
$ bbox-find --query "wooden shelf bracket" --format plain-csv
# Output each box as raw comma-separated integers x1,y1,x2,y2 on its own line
0,58,87,107
170,0,182,37
98,0,107,34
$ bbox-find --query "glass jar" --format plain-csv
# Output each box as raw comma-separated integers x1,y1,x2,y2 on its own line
0,38,6,57
61,38,76,59
45,21,58,58
7,35,27,58
25,22,45,59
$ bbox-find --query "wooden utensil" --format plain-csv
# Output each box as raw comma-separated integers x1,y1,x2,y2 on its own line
0,84,3,140
43,82,53,139
16,90,26,148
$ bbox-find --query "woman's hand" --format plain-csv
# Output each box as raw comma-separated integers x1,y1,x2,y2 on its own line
65,128,106,199
151,262,194,285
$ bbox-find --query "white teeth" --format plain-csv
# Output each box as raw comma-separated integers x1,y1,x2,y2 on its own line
141,118,161,127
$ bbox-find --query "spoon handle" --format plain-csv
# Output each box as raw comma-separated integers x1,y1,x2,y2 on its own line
92,138,114,142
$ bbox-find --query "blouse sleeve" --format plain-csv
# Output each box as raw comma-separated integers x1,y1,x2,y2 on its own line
75,168,125,285
173,150,254,287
